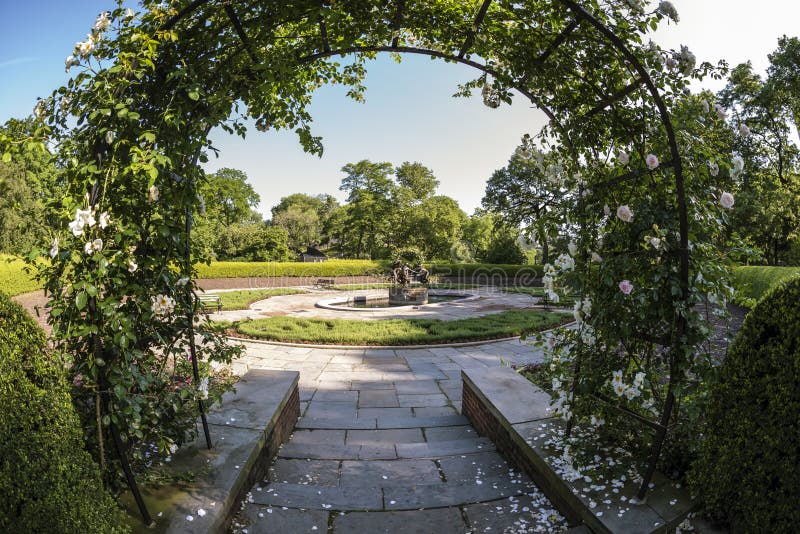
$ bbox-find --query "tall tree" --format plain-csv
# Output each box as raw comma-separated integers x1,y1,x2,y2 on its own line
394,162,439,201
200,168,261,226
482,141,569,264
719,61,800,264
338,160,395,258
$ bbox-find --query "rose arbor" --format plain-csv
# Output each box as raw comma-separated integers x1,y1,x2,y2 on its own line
4,0,739,522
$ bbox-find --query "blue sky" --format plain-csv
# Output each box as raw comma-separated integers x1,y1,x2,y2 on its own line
2,1,798,217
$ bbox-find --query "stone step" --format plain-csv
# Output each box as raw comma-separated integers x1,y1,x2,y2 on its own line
251,478,539,512
278,436,495,461
395,437,495,458
295,414,470,430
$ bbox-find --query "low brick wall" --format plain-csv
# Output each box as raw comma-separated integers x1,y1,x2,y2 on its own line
461,367,694,534
462,379,582,526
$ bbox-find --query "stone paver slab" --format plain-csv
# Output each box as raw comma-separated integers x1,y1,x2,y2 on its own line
394,380,441,395
347,428,424,445
268,459,340,487
397,393,450,408
463,493,567,533
288,429,345,446
332,508,467,534
359,389,400,408
252,483,383,511
241,505,328,533
358,407,413,419
339,459,441,488
396,437,495,459
424,425,477,442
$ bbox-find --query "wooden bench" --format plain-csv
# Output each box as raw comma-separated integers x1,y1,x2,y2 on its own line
197,293,222,312
314,279,335,289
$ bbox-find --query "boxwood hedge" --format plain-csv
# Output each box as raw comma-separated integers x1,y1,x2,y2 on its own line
0,291,128,533
689,277,800,530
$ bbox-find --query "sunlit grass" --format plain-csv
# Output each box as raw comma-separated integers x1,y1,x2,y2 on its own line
0,255,40,296
234,309,571,345
215,288,307,310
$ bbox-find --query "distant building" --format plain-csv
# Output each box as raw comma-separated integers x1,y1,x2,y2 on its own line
297,246,327,263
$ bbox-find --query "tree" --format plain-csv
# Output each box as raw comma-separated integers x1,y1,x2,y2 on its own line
768,36,800,137
272,206,320,250
338,160,395,258
200,168,261,227
408,195,467,260
215,223,290,261
482,139,570,264
0,118,61,255
394,161,439,201
719,61,800,265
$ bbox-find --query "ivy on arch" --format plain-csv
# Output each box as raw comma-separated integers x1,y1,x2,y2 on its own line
4,0,739,523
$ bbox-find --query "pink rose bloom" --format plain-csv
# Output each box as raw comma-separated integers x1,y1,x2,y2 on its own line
619,280,634,295
720,191,734,209
646,154,659,170
73,373,84,387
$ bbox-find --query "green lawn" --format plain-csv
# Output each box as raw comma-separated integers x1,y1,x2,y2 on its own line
233,309,571,345
501,286,577,307
733,265,800,305
0,255,40,297
215,288,308,310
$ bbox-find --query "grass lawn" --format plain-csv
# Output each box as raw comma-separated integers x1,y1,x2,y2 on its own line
0,255,40,296
215,288,308,310
233,309,572,345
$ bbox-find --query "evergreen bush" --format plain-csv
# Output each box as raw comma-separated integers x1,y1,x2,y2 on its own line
689,277,800,530
0,291,128,533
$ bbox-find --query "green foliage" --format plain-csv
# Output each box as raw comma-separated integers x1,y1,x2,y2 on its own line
199,168,261,227
195,259,386,279
0,255,40,296
215,288,307,310
732,265,800,304
689,277,800,530
0,291,128,533
215,223,291,261
235,309,570,345
484,231,528,265
0,118,62,256
429,262,543,284
392,246,425,266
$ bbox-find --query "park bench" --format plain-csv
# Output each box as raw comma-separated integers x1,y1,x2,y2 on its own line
314,279,335,289
197,293,222,313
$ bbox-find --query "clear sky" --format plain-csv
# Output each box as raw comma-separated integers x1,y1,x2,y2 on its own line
1,1,798,218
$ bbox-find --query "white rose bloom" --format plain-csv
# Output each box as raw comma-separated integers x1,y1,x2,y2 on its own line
738,123,750,136
177,277,190,287
678,45,696,75
708,160,719,177
94,11,111,32
612,370,624,384
665,57,678,71
65,55,79,72
657,1,679,22
731,155,745,178
69,218,85,237
554,253,575,272
625,387,640,400
591,252,603,263
75,208,96,228
125,8,135,19
715,104,727,120
720,191,735,209
84,242,94,255
617,150,629,165
701,100,710,114
568,240,578,257
646,154,659,170
99,211,111,229
148,185,159,202
603,204,611,217
616,205,634,223
650,237,662,249
49,238,59,259
613,383,627,397
127,258,138,273
199,377,209,400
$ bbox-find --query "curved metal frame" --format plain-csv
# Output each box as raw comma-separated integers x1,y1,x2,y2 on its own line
137,0,692,515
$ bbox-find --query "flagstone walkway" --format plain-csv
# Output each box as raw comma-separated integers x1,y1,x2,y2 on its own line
231,339,569,533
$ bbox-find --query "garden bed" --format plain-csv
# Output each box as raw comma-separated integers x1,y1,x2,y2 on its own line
225,310,572,346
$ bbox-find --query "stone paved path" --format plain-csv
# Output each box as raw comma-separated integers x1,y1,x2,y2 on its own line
232,339,568,533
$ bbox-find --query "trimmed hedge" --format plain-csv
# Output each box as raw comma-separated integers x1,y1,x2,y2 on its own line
0,291,128,533
194,260,541,283
689,277,800,530
732,265,800,305
195,259,386,279
0,255,40,296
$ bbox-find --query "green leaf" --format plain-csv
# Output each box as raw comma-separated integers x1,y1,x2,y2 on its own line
76,291,87,311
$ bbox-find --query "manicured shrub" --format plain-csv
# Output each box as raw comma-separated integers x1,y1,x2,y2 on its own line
0,291,128,533
689,277,800,530
0,254,40,296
